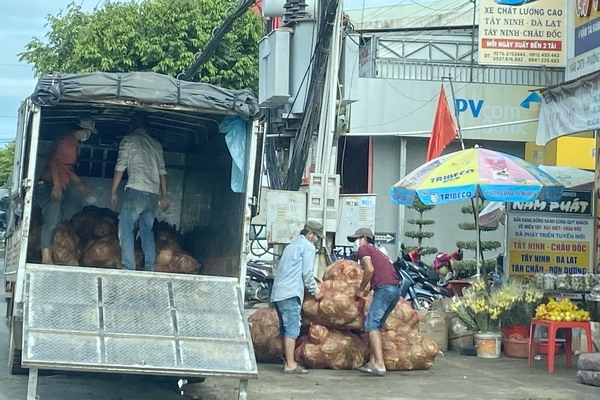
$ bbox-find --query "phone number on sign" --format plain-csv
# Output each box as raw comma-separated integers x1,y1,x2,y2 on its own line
527,57,561,64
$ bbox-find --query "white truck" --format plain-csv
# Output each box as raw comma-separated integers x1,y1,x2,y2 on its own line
3,71,263,399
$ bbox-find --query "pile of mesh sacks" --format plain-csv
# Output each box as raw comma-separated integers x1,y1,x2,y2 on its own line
27,205,200,274
248,259,440,370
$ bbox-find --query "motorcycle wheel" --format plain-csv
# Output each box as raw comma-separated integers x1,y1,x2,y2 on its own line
413,294,434,310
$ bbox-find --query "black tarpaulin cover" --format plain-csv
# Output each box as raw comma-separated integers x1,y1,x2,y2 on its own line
30,71,259,119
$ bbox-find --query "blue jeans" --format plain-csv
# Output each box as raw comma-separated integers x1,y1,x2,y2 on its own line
118,188,158,271
364,284,401,332
273,297,302,339
33,181,62,249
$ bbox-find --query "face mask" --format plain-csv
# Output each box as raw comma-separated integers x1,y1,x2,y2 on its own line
352,239,360,252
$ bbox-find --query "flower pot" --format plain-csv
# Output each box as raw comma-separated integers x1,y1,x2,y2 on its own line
502,325,529,340
475,332,502,359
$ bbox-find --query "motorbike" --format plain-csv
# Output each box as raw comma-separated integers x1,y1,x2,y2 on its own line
244,260,274,308
399,244,461,299
394,258,437,310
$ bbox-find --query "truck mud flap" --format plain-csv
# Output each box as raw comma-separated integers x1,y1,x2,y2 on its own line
21,264,257,379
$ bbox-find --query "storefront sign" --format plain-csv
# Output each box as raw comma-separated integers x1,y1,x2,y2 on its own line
479,0,566,67
566,1,600,80
535,70,600,145
509,190,593,216
507,214,593,276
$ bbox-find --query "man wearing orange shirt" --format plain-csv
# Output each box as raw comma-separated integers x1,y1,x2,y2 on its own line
34,118,96,264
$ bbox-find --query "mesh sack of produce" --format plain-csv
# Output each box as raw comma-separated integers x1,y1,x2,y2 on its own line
294,323,369,369
248,307,283,362
52,223,80,266
70,206,118,245
381,328,439,371
322,259,364,286
577,370,600,387
156,250,201,274
302,280,366,330
555,274,571,290
26,207,42,263
571,274,586,291
81,235,123,269
154,220,184,249
577,353,600,371
363,297,421,331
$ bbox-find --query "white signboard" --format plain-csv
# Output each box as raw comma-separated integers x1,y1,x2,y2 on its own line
535,70,600,145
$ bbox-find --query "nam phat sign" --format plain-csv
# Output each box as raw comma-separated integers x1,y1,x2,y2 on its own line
509,190,592,216
507,190,594,277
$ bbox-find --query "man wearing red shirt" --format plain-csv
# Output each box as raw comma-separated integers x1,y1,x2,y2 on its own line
34,118,96,264
349,227,400,376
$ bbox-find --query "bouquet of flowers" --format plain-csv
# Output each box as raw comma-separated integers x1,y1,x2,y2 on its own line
451,277,543,332
451,277,500,333
496,282,543,327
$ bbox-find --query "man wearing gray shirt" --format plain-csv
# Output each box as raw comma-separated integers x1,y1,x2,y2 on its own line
110,113,169,271
270,220,323,374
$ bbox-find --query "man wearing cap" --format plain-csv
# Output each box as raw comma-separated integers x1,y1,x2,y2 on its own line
270,220,324,374
111,112,169,271
33,118,96,264
348,227,400,376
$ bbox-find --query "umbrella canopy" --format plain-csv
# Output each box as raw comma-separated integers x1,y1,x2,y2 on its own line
390,147,564,206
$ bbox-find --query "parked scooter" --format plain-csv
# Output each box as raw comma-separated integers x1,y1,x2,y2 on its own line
399,244,453,298
394,258,437,310
244,260,274,308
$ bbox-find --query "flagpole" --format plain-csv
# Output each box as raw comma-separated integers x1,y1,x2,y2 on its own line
445,75,483,278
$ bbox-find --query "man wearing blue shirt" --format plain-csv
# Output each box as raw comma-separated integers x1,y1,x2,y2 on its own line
270,220,324,374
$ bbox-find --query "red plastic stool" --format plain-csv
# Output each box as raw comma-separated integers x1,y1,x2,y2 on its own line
528,318,594,373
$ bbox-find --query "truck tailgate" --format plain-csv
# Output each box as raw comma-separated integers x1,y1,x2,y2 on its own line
21,264,258,379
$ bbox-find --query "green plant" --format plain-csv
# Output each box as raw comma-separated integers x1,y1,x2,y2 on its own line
18,0,263,92
457,200,501,278
404,197,437,255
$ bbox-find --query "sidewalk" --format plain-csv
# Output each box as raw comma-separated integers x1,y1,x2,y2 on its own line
184,350,600,400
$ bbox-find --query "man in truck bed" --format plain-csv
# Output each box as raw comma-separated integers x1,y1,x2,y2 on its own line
34,118,96,264
110,113,170,271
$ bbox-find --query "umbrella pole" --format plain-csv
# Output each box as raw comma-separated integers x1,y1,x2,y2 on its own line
449,75,483,277
475,195,482,277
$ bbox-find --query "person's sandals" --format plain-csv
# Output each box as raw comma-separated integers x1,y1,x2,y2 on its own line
282,365,309,374
357,363,385,376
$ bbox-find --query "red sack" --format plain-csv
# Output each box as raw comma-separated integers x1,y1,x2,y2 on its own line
322,259,364,286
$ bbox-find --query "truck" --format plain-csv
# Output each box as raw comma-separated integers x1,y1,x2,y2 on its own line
3,71,263,400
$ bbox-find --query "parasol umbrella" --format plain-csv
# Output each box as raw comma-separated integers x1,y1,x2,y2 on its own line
390,146,564,274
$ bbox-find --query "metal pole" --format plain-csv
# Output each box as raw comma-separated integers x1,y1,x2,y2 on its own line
446,75,483,276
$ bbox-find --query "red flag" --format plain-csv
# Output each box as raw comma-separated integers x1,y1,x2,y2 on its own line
426,86,459,162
